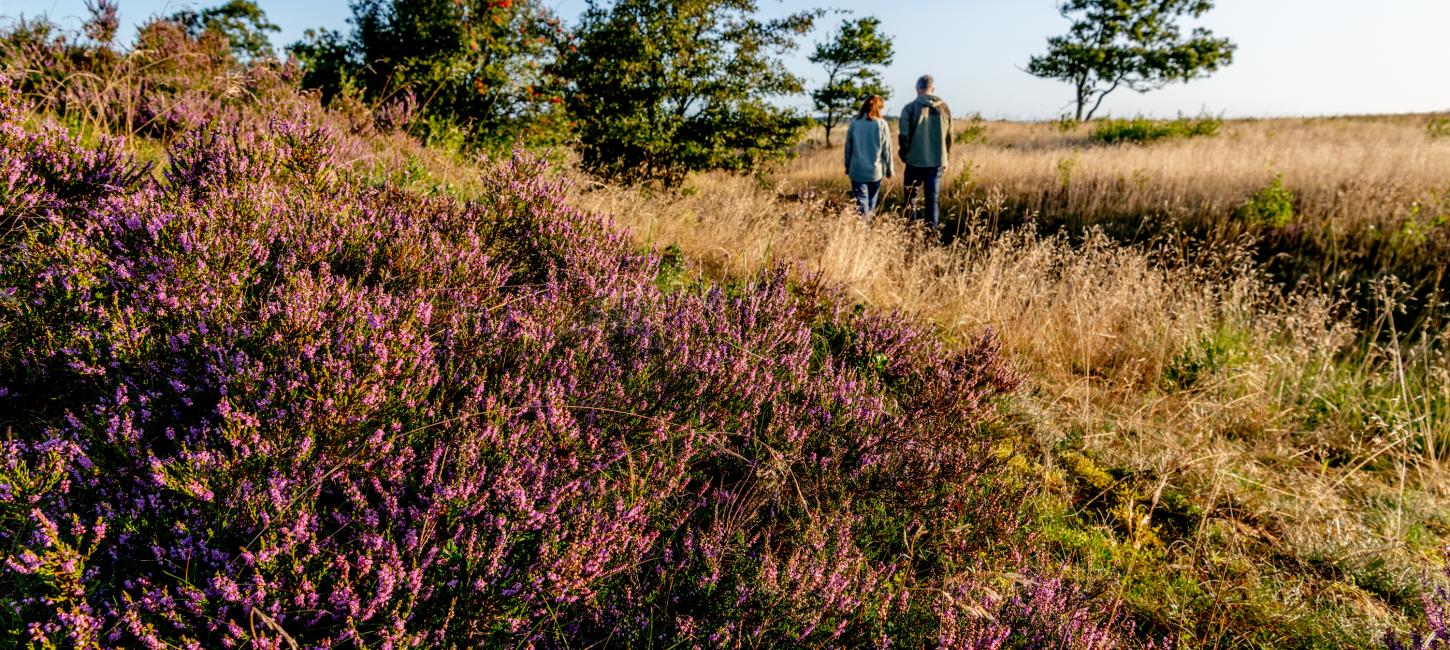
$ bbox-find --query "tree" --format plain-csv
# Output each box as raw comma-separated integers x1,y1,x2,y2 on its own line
809,16,893,147
290,0,568,148
556,0,819,185
170,0,280,61
1026,0,1236,122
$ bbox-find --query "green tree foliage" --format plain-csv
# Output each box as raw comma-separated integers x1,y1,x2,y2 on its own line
290,0,568,148
557,0,820,185
288,27,352,101
809,16,894,146
1026,0,1236,122
170,0,280,61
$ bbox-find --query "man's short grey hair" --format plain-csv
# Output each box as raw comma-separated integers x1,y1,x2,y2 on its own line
916,75,934,92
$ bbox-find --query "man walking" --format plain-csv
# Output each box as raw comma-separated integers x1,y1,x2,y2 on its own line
898,75,952,231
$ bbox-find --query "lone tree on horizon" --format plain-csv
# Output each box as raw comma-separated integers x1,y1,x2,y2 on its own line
1026,0,1236,122
809,16,894,146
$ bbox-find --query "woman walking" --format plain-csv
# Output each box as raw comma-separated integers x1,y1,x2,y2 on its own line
843,95,894,219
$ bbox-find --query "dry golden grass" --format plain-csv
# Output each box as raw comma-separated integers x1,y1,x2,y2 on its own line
564,119,1450,643
787,115,1450,235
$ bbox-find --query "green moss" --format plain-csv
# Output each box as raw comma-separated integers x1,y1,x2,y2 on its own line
1036,504,1380,648
1061,450,1115,492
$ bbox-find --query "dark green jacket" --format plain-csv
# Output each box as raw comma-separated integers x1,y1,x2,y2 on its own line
898,95,952,168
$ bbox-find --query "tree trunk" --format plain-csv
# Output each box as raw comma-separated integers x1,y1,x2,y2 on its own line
1083,75,1124,122
1074,78,1086,122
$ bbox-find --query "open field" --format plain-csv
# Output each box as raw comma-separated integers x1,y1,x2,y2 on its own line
569,117,1450,646
788,116,1450,322
792,116,1450,233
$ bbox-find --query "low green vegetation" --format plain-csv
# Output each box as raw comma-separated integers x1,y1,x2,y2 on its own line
1091,116,1223,144
1428,116,1450,140
1162,323,1251,390
955,112,989,145
1239,173,1297,227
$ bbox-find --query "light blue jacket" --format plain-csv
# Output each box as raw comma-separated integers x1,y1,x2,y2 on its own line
843,117,894,183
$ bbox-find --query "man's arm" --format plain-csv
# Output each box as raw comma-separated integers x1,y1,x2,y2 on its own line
943,103,953,156
897,104,914,157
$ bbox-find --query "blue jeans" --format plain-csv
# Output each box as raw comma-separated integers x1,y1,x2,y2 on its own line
851,180,882,217
903,165,944,229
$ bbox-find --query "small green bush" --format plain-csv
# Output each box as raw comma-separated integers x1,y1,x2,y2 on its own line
1056,153,1079,190
1428,116,1450,140
1239,174,1297,227
955,112,988,144
1163,324,1250,390
1091,116,1222,145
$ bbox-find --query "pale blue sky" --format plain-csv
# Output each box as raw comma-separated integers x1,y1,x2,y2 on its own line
5,0,1448,119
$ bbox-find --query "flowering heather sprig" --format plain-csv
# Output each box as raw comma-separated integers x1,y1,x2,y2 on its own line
82,0,121,44
937,574,1171,650
373,92,419,134
0,83,1146,647
1385,550,1450,650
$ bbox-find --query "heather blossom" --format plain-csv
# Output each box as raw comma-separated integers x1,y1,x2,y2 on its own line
1385,550,1450,650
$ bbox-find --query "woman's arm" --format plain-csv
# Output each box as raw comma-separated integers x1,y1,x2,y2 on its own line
879,120,894,178
843,121,855,173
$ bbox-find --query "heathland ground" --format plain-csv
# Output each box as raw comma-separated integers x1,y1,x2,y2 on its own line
3,14,1449,647
570,114,1450,646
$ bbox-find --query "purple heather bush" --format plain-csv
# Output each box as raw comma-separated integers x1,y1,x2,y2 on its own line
372,92,419,135
0,14,300,143
0,21,1160,648
1385,551,1450,650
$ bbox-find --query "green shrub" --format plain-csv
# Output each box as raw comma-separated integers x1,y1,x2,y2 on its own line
1057,153,1079,190
1091,116,1222,145
1428,116,1450,140
1163,324,1250,390
1239,174,1297,227
955,112,988,144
